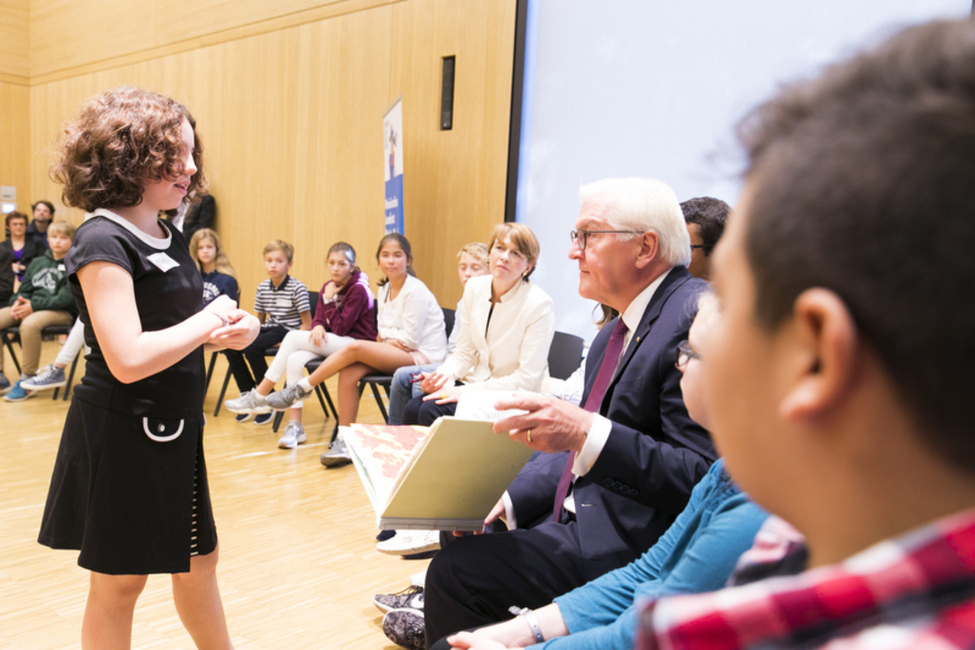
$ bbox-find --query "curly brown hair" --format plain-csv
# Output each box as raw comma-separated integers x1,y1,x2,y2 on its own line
50,86,207,212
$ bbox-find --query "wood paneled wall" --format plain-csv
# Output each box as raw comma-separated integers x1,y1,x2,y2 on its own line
9,0,515,306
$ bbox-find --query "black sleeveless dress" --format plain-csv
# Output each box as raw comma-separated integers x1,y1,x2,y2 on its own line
38,210,216,575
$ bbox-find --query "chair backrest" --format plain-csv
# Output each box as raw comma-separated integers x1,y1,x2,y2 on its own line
307,290,319,316
442,307,456,340
547,330,584,380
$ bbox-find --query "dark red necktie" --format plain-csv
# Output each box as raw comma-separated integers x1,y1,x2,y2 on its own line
552,318,628,521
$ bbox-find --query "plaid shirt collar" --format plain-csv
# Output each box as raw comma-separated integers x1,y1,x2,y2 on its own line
640,508,975,649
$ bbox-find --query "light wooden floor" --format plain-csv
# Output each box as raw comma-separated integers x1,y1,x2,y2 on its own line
0,343,425,649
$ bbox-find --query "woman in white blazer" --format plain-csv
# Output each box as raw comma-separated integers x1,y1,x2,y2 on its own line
405,223,555,425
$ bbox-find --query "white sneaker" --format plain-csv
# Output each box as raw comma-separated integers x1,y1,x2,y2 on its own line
224,389,271,414
277,421,307,449
376,530,441,556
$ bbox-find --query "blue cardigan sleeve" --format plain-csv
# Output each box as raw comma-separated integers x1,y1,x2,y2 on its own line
541,466,768,650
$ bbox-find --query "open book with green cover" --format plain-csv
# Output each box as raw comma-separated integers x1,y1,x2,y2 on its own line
342,417,535,531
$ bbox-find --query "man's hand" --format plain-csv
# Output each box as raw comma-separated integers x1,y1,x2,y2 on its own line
492,394,594,453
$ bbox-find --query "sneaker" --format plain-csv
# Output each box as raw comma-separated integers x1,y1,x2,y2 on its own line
382,608,425,649
0,372,10,395
277,421,307,449
224,389,270,414
21,364,66,391
320,438,351,468
253,412,274,426
373,585,424,613
376,530,441,556
234,412,254,423
3,380,31,402
265,383,313,411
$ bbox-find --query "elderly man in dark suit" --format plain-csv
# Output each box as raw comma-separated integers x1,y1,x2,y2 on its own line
419,177,716,645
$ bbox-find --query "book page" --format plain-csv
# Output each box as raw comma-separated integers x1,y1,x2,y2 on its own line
343,424,429,508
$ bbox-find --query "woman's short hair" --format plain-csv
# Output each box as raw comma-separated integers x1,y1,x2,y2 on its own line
51,86,207,212
488,223,540,280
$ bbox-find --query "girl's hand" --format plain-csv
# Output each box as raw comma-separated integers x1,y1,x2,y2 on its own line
323,281,340,299
310,325,327,347
423,384,461,405
205,294,237,321
209,311,260,350
386,339,411,353
419,371,449,394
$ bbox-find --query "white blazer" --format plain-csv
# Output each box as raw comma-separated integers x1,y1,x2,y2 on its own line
437,274,554,392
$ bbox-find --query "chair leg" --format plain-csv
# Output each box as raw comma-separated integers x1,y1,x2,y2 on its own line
214,366,233,417
369,382,390,423
317,384,338,419
272,410,285,432
204,352,218,392
60,354,81,401
3,336,21,376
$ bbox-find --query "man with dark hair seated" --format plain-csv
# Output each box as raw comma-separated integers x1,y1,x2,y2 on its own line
680,196,729,280
638,18,975,648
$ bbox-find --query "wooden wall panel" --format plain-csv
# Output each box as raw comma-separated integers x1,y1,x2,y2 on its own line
390,0,517,305
24,0,515,312
28,0,403,81
0,0,29,81
0,81,30,213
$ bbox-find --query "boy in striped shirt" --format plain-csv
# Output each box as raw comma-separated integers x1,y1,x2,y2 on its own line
224,240,310,424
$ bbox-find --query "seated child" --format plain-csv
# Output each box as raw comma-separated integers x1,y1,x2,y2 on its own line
227,242,378,449
189,228,240,305
1,221,78,400
223,239,311,424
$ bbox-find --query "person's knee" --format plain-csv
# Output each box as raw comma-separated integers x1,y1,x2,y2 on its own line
173,547,220,587
90,572,148,605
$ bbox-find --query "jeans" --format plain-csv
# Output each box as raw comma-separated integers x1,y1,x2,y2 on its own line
387,363,438,425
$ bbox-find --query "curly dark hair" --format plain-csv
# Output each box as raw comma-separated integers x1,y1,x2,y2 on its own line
50,86,207,212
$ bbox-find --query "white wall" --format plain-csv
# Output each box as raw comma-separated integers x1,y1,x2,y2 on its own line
518,0,970,343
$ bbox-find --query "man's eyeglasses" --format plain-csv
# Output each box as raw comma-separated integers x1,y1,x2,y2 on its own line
675,340,702,370
569,229,644,251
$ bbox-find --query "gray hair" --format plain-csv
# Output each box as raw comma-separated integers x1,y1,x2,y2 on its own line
579,178,691,268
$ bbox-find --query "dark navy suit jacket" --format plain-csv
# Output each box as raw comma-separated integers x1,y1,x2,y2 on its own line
506,266,716,579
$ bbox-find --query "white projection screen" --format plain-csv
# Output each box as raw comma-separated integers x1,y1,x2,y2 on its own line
512,0,972,344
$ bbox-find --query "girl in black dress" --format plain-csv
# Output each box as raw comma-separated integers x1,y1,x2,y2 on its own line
39,87,259,649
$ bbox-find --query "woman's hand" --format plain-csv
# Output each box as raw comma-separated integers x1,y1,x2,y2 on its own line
447,631,522,650
419,371,449,394
208,311,260,350
310,325,327,347
423,384,461,405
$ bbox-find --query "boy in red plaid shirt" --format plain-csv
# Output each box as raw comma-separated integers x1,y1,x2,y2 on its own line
639,19,975,650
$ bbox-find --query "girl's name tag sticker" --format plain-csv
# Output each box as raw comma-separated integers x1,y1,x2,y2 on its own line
147,252,180,273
